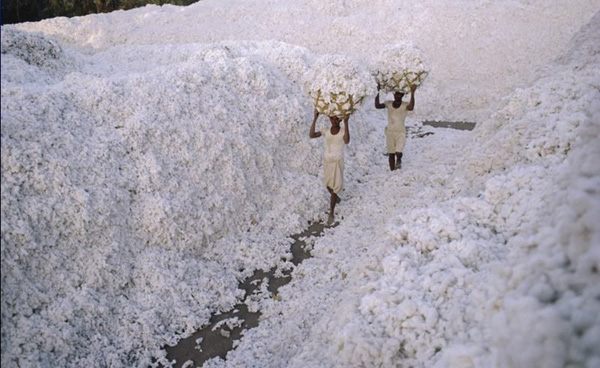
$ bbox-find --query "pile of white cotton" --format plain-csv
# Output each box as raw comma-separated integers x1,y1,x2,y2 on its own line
302,54,374,117
371,42,429,93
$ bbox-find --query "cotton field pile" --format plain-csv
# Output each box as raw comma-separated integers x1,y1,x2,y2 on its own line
210,11,600,368
2,0,599,367
0,31,345,366
12,0,599,123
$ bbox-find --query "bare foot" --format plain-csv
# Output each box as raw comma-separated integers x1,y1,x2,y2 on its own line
327,214,334,225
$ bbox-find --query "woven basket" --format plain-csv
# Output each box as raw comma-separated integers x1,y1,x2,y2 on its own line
375,70,428,94
371,42,429,94
312,90,363,117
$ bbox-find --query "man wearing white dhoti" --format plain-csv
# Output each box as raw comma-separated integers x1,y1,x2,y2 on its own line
375,83,417,171
309,109,350,225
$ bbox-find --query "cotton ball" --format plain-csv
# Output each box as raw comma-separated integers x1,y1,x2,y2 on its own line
440,344,481,368
181,360,195,368
422,305,439,329
399,299,418,318
371,41,430,93
581,325,600,358
302,54,374,117
201,46,232,63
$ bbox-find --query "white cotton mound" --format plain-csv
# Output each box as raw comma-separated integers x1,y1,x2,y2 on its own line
371,42,429,94
10,1,598,122
0,29,331,367
212,11,600,368
443,11,600,367
332,13,600,368
2,1,600,367
0,27,80,84
302,55,374,117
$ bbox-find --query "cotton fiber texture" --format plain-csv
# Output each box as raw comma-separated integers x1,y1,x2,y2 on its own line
302,55,373,117
372,42,429,93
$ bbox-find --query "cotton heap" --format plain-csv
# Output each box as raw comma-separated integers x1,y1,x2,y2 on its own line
372,42,429,93
302,55,374,117
1,0,599,367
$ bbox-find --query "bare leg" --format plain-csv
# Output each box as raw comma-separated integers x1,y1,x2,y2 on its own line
388,154,395,171
327,187,339,224
395,152,403,170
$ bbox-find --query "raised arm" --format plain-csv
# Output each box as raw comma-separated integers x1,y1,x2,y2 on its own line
309,109,322,139
374,84,386,109
407,84,417,111
343,115,350,144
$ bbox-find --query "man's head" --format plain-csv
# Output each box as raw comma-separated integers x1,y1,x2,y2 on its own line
393,91,405,101
329,115,341,127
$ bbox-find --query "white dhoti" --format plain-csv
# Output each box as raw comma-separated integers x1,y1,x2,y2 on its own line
385,127,406,154
322,125,346,194
324,157,344,194
384,101,409,154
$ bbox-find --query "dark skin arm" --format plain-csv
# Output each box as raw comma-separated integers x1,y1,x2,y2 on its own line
374,83,385,109
343,115,350,144
407,84,417,111
309,110,322,139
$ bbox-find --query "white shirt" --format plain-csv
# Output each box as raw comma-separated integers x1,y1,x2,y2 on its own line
384,101,409,132
321,125,345,162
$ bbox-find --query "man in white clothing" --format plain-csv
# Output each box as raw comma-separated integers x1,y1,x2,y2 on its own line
309,110,350,225
374,83,416,171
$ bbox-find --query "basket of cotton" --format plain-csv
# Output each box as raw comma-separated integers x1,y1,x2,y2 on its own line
371,42,429,93
302,55,373,117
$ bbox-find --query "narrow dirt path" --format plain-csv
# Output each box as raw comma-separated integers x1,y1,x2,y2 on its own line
162,121,475,367
164,221,332,367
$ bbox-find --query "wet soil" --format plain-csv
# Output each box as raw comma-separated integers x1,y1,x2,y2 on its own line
407,120,476,139
163,221,328,367
421,120,476,131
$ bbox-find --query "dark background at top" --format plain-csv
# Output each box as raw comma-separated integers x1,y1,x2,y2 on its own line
1,0,199,25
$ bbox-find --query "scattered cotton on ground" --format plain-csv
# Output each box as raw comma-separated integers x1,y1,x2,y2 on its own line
1,1,599,367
